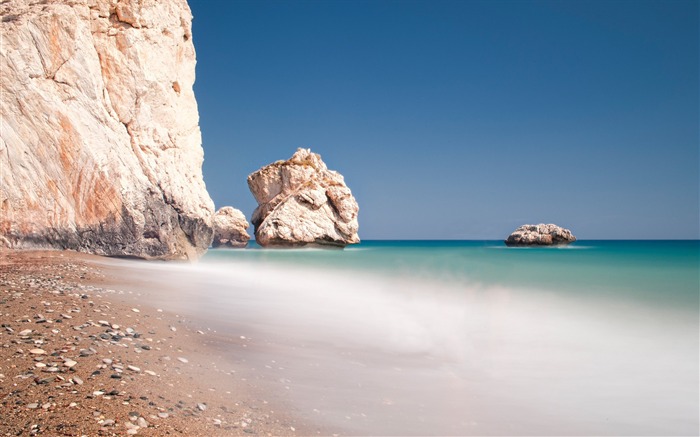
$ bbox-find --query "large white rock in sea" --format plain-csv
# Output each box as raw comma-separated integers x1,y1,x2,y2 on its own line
212,207,250,248
0,0,214,259
505,224,576,246
247,148,360,247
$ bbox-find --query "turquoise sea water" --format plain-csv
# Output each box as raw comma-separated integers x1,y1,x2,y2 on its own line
120,240,699,435
204,240,699,309
199,240,699,435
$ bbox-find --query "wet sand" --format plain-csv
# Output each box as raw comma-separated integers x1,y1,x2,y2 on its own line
0,250,320,436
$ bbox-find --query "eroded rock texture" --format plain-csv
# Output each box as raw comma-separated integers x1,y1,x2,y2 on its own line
212,206,250,248
505,224,576,246
0,0,214,259
247,148,359,247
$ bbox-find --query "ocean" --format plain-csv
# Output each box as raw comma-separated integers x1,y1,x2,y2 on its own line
113,240,700,435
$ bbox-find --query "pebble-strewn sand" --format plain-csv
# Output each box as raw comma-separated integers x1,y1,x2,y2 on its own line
0,250,317,436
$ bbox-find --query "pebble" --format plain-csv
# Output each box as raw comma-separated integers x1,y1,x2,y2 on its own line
18,329,33,336
137,417,148,428
197,403,207,411
29,348,46,355
144,370,157,376
102,358,113,365
102,419,115,426
63,359,77,368
34,376,54,384
27,403,39,409
177,357,188,364
72,376,83,385
93,390,104,396
131,308,140,313
157,412,169,418
127,365,141,372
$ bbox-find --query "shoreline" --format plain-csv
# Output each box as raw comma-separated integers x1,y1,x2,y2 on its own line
0,249,319,436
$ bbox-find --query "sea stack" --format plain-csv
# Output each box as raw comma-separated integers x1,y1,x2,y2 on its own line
212,207,250,248
247,148,360,247
505,224,576,246
0,0,214,259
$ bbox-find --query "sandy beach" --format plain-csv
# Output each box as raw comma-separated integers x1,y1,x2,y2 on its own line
0,250,319,436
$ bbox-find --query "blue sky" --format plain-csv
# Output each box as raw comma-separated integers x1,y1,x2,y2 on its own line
189,0,698,240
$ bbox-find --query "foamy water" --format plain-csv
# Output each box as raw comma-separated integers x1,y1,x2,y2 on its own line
101,241,699,435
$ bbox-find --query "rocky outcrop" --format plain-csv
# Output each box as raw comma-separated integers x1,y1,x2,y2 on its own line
212,207,250,248
505,224,576,246
247,148,359,247
0,0,214,260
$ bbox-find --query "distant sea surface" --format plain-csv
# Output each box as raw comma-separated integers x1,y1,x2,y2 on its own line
121,240,700,435
204,240,700,309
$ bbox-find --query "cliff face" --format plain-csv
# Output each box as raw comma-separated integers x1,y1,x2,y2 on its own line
0,0,214,259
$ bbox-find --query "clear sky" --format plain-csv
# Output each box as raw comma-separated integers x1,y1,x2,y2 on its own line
189,0,698,240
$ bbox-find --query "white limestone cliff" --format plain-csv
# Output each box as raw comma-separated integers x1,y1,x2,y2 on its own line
248,148,360,247
0,0,214,259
